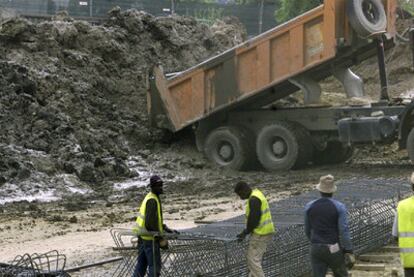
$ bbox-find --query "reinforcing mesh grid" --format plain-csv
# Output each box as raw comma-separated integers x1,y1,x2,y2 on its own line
112,177,410,276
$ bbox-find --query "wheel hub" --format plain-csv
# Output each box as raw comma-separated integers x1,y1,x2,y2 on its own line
362,0,379,24
218,143,234,161
272,139,287,158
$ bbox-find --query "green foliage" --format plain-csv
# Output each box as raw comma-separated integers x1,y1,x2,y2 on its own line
399,0,414,15
234,0,256,4
177,0,278,4
275,0,321,23
177,0,218,3
275,0,414,23
193,6,224,25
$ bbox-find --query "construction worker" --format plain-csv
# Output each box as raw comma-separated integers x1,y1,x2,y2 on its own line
234,181,275,277
304,175,355,277
393,172,414,277
133,175,177,277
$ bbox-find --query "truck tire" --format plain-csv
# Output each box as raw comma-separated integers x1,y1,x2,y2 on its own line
407,128,414,163
313,141,354,165
204,126,252,171
347,0,387,37
256,122,312,171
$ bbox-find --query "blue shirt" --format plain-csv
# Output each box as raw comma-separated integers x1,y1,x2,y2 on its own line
304,197,353,252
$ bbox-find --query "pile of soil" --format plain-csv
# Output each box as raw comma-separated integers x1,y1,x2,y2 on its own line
0,9,246,200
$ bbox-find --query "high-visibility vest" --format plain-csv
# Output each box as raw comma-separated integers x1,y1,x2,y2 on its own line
398,196,414,268
134,192,164,241
246,189,275,235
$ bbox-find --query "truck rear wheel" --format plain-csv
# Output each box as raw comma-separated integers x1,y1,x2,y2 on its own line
204,126,252,171
347,0,387,37
256,122,312,171
313,141,354,165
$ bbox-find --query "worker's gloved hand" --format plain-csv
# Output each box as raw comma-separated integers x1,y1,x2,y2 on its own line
236,230,247,242
344,253,355,269
159,238,169,250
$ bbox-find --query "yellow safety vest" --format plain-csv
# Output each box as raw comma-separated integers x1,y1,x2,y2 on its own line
134,192,164,241
398,196,414,268
246,189,275,235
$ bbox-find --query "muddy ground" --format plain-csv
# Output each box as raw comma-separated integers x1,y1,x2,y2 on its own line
0,159,413,275
0,7,413,276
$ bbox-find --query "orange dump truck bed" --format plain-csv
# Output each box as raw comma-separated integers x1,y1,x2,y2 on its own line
148,0,397,132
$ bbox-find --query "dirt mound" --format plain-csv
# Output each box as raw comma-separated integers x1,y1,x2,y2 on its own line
0,9,246,199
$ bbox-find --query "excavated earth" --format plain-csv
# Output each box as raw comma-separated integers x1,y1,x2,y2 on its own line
0,8,413,275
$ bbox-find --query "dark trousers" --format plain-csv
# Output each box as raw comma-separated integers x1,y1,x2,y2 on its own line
310,244,348,277
133,239,161,277
405,268,414,277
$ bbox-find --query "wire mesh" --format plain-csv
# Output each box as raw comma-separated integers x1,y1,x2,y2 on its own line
0,250,69,276
111,177,410,276
111,228,140,277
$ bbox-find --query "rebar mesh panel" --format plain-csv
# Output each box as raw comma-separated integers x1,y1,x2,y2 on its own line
0,250,69,276
112,177,410,276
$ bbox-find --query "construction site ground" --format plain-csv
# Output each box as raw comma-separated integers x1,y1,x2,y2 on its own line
0,155,413,275
0,6,413,276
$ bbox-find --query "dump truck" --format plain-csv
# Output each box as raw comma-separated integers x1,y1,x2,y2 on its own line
148,0,414,171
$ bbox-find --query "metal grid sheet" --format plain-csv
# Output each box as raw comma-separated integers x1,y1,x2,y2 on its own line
0,250,69,276
112,177,411,276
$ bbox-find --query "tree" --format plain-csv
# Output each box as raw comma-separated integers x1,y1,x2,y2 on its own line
275,0,321,23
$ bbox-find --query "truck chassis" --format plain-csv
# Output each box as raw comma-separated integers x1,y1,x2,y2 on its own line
195,103,408,171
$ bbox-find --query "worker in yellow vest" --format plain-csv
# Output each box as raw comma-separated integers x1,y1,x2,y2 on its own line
133,175,178,277
234,181,275,277
393,172,414,277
